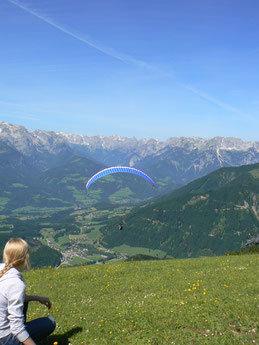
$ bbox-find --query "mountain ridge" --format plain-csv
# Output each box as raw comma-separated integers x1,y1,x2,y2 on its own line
1,121,258,156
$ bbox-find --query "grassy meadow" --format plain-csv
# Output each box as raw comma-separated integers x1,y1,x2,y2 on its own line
24,254,258,345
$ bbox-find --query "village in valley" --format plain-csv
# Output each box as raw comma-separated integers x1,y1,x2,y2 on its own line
36,206,131,267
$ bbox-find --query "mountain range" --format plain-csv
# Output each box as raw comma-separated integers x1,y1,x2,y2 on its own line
0,121,259,212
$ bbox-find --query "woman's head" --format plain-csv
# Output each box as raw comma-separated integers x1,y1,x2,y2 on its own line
3,238,30,271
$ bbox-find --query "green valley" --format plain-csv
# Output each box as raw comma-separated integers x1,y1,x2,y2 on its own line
0,163,258,268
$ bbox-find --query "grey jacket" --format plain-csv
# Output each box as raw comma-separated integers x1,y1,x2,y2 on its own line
0,263,30,342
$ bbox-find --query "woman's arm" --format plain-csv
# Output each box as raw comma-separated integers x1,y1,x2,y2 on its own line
23,337,37,345
25,295,52,309
7,282,31,343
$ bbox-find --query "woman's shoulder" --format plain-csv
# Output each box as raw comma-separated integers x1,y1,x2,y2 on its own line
0,265,25,285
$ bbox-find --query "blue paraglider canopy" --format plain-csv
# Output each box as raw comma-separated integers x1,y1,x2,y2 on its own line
86,166,155,190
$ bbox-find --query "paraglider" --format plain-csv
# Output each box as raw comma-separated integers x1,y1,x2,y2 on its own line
86,167,154,231
86,166,155,190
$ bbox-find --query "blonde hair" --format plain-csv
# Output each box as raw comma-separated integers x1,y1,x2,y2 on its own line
0,238,30,278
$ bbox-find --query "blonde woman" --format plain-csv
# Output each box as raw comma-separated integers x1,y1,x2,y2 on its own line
0,238,56,345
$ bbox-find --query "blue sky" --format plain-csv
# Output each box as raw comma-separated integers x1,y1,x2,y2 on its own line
0,0,258,140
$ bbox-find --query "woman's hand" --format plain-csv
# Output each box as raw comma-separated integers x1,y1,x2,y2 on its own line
38,296,52,309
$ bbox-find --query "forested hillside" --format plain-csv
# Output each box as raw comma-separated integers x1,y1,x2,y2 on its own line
101,164,259,257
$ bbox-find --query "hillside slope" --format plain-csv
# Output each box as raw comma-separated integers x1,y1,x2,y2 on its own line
101,164,259,257
23,255,258,345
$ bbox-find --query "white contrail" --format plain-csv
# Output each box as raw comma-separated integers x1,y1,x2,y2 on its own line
7,0,242,115
184,85,243,114
7,0,153,70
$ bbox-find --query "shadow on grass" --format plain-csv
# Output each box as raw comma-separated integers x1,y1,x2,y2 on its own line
39,327,83,345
